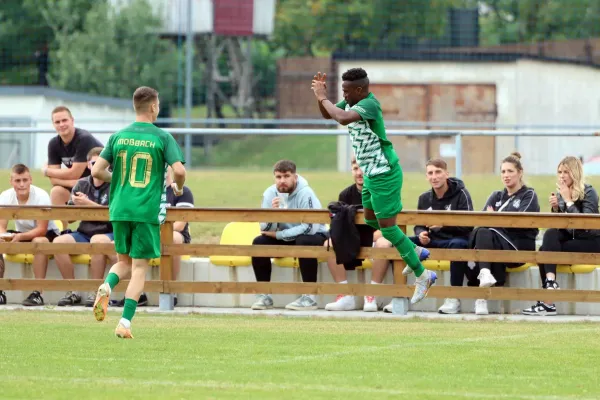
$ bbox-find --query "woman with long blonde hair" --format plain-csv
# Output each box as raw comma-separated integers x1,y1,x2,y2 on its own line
523,156,600,316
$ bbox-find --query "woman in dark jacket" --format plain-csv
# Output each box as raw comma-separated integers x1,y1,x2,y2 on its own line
523,156,600,316
470,152,540,315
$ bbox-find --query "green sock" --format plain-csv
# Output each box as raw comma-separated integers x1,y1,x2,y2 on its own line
380,225,425,277
122,298,138,322
105,272,120,290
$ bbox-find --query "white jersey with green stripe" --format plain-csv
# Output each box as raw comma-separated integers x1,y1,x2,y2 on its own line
336,93,399,177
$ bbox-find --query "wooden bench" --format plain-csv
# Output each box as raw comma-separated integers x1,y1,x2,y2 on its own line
2,206,600,314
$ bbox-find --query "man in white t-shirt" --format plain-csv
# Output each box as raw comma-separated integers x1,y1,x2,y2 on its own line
0,164,60,306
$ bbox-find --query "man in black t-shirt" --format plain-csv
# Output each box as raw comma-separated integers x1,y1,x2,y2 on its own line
43,106,103,229
324,157,377,312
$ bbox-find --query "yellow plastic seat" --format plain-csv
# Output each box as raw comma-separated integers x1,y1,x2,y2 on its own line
557,264,597,274
71,254,91,265
209,222,260,267
3,220,63,264
4,254,34,264
507,263,533,273
273,257,300,268
149,255,191,267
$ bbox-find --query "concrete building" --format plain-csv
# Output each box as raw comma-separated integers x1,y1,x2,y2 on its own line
335,54,600,175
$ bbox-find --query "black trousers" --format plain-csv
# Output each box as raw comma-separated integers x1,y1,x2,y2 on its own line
472,228,534,287
539,228,600,285
251,233,327,283
410,236,478,287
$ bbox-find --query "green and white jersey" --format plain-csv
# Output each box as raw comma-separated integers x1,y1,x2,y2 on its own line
337,93,399,177
100,122,185,225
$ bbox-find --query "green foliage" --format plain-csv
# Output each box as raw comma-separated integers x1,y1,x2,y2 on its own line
44,0,178,102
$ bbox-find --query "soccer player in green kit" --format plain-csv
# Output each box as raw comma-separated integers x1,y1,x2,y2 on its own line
91,86,186,338
311,68,436,304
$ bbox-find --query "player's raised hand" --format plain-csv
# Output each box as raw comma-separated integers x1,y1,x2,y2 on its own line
311,72,327,100
313,72,327,87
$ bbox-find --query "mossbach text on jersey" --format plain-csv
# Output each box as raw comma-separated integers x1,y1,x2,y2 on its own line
116,139,156,148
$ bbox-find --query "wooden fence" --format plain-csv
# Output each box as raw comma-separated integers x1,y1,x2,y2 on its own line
1,206,600,303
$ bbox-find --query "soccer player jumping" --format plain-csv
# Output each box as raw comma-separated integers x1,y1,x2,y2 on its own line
91,86,186,338
311,68,436,304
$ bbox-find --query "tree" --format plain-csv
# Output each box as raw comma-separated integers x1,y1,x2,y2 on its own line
0,0,99,84
272,0,472,56
44,0,178,102
459,0,600,45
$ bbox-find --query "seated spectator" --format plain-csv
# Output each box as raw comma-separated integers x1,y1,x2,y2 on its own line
470,152,539,315
43,106,102,229
523,156,600,316
324,157,376,312
115,167,194,307
251,160,328,311
401,158,475,314
0,164,60,306
52,147,116,307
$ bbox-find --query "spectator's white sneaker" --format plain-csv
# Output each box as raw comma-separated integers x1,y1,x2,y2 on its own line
383,302,393,313
438,298,461,314
251,294,273,310
325,295,356,311
285,295,318,311
478,269,497,288
363,296,378,312
475,299,489,315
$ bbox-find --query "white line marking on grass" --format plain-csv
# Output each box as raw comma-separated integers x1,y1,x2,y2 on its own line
244,326,600,365
3,375,596,400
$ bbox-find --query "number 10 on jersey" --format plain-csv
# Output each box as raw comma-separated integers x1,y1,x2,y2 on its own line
117,150,153,188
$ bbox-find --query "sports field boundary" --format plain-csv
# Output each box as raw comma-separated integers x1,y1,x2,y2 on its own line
2,305,600,323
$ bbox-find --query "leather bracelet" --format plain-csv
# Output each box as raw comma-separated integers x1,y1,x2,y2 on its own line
319,98,329,105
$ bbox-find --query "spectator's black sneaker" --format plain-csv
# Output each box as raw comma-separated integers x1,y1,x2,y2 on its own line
0,290,6,305
57,291,82,306
22,291,44,306
522,301,557,316
110,292,149,307
138,293,148,307
544,279,560,290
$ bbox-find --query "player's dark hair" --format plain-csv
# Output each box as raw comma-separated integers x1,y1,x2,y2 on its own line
273,160,296,174
11,164,29,174
87,146,104,161
133,86,159,112
51,106,72,119
426,158,447,170
342,68,368,82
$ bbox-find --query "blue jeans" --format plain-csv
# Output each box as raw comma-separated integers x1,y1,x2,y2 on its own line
69,231,114,243
409,236,478,287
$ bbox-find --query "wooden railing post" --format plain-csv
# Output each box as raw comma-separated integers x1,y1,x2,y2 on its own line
159,221,174,310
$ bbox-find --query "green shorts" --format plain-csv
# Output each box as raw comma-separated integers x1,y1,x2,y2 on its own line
362,164,403,219
112,221,161,260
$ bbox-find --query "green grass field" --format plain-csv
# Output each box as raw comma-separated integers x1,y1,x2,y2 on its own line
1,311,599,399
3,169,600,242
